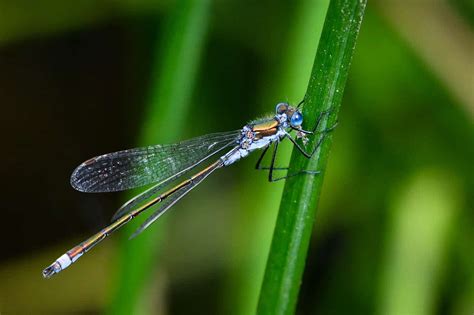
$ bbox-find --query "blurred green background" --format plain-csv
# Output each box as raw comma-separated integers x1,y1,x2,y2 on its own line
0,0,472,314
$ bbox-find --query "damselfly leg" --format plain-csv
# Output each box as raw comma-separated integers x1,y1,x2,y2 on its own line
255,110,337,181
255,142,320,182
287,121,337,157
294,109,335,135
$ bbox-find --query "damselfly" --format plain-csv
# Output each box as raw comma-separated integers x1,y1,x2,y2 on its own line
42,101,333,278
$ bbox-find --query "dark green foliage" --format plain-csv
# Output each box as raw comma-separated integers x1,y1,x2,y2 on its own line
257,1,367,314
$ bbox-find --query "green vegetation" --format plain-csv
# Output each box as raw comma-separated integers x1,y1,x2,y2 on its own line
257,1,366,314
108,1,211,314
0,0,472,314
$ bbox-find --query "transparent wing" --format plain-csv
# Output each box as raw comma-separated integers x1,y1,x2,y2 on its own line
110,141,237,222
71,130,240,193
129,159,224,239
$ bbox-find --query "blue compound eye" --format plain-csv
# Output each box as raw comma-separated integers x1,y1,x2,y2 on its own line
275,102,289,114
290,112,303,127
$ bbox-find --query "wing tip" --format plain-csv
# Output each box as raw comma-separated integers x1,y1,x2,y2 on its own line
128,226,146,240
70,162,93,192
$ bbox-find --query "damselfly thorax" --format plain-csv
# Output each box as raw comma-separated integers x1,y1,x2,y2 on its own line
43,101,333,278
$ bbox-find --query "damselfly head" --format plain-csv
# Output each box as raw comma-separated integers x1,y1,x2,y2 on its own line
275,102,304,128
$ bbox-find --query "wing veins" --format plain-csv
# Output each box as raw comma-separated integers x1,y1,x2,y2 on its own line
71,130,240,193
111,140,237,221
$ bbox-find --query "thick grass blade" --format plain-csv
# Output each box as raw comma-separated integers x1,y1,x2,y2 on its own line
224,2,329,315
256,0,367,314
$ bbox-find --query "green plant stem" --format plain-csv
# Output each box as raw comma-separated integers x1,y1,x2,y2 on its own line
226,2,329,315
107,1,211,314
256,0,366,314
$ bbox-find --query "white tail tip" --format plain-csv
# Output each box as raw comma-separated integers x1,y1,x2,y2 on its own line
42,254,72,279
